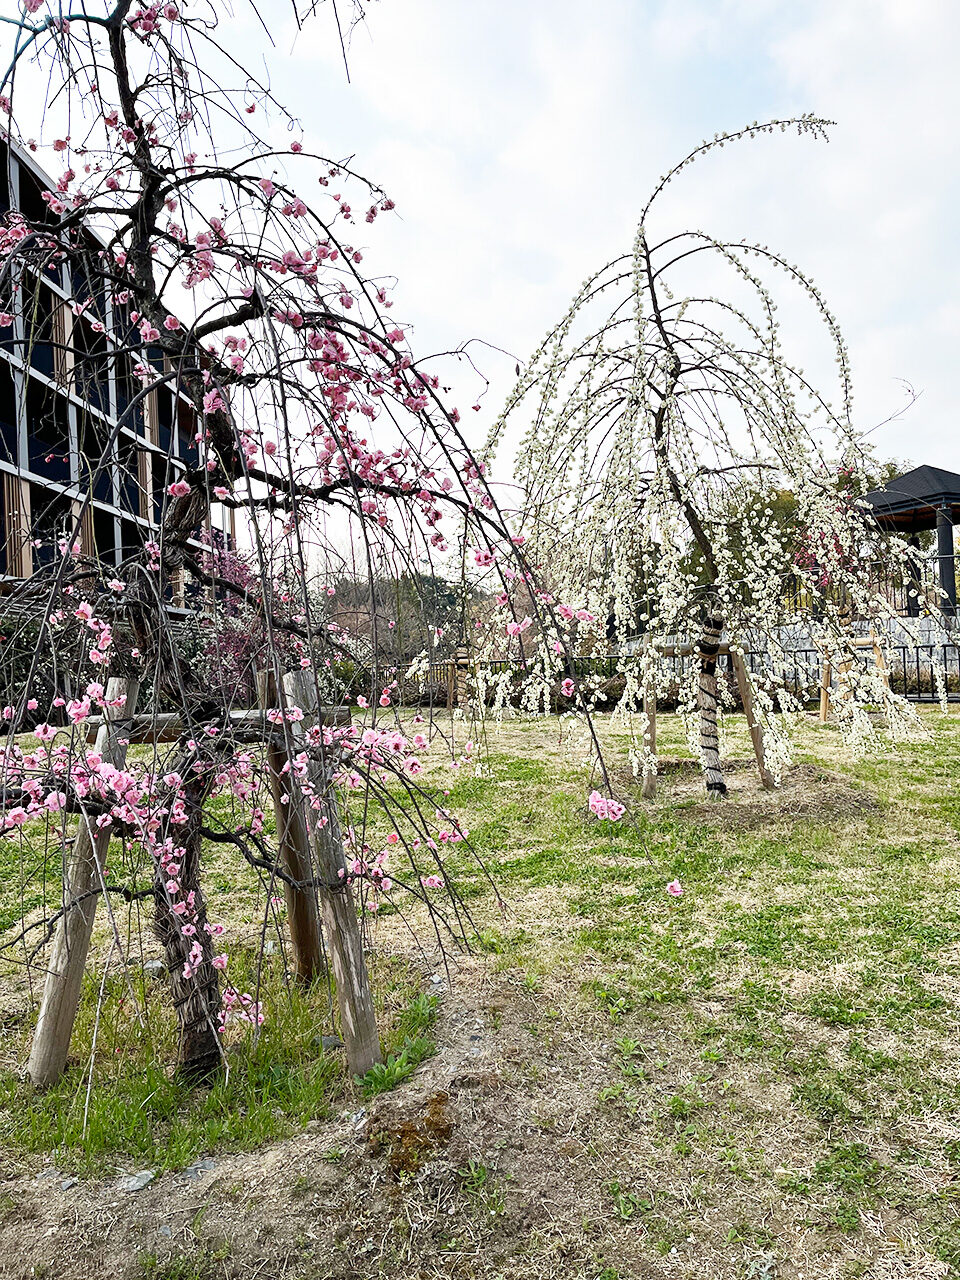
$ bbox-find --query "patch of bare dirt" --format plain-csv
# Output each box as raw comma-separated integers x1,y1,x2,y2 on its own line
0,958,673,1280
0,939,953,1280
660,761,881,829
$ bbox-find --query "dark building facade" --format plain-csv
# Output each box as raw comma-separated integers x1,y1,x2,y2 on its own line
0,137,233,595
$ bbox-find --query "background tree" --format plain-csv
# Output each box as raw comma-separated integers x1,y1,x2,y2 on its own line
486,119,920,794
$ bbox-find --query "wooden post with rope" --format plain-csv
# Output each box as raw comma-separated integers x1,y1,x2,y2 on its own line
730,649,775,790
28,676,140,1088
282,669,382,1076
256,670,325,985
818,631,890,723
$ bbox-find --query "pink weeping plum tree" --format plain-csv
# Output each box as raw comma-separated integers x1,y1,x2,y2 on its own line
0,0,615,1085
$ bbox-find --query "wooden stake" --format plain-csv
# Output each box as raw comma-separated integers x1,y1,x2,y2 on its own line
870,629,890,689
641,685,657,800
731,651,775,790
256,671,324,985
455,645,470,712
28,676,140,1088
282,670,382,1076
819,655,832,723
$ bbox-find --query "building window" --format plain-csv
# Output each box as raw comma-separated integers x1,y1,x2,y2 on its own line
28,484,74,569
26,378,71,483
22,279,58,379
72,315,111,414
117,432,142,515
76,410,114,504
0,361,17,466
92,507,118,566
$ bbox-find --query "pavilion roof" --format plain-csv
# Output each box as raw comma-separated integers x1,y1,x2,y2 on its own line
862,465,960,531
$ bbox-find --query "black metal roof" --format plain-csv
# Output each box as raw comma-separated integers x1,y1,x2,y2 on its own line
862,465,960,531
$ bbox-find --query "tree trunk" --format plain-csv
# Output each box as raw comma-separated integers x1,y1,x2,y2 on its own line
696,611,727,798
153,776,222,1083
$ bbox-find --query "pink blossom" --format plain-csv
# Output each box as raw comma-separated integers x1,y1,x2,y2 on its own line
506,616,532,638
588,790,625,822
167,480,191,498
66,698,91,724
202,389,226,416
666,880,683,898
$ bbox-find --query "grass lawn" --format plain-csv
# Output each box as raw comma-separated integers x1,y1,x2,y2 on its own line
1,707,960,1279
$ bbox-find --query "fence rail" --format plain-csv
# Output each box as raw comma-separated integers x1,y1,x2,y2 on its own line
390,641,960,707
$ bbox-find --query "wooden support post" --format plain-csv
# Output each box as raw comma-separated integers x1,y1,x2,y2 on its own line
455,645,470,712
641,685,657,800
256,672,324,985
870,630,890,689
282,670,382,1076
731,651,775,790
819,655,832,723
834,650,856,717
446,659,455,712
28,677,140,1088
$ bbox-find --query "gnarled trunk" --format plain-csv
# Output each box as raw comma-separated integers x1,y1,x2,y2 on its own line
696,610,727,799
154,777,222,1082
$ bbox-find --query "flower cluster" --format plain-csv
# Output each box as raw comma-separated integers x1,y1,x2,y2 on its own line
588,790,625,822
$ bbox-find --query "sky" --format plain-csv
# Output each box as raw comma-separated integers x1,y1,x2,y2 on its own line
6,0,957,481
224,0,960,475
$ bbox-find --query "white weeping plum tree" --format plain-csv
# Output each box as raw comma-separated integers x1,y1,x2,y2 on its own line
487,118,920,797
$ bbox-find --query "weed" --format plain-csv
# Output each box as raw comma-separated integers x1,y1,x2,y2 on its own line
606,1179,649,1221
356,1035,434,1099
138,1242,230,1280
834,1199,861,1233
458,1159,505,1216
